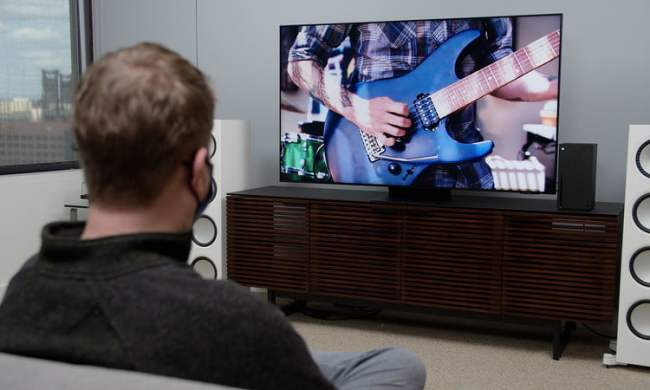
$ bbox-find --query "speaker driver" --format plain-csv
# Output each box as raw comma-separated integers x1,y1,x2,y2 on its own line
209,134,217,158
192,215,217,247
631,248,650,287
635,140,650,178
208,178,217,204
633,194,650,233
627,300,650,340
191,256,217,279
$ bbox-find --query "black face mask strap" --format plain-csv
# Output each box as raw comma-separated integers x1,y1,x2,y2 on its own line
193,157,214,220
182,155,213,218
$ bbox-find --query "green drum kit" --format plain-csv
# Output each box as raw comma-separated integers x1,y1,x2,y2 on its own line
280,131,330,182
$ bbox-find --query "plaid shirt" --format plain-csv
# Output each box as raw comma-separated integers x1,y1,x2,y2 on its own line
289,18,514,189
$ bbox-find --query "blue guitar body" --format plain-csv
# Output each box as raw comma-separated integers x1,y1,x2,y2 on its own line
323,29,494,186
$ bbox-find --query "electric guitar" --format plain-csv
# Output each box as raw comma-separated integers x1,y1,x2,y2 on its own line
323,29,561,185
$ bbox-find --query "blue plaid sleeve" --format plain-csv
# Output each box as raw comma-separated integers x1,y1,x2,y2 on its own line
482,18,513,65
288,24,352,67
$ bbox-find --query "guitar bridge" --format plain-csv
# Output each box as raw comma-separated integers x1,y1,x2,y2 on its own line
360,131,384,162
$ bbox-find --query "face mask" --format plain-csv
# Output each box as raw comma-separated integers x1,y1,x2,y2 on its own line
194,174,215,221
189,157,215,222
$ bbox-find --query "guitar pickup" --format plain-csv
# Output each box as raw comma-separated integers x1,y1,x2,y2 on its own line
414,94,439,130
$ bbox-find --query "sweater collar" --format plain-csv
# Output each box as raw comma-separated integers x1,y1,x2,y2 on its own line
39,222,192,270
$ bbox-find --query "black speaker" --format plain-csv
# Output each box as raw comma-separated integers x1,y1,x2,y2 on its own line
557,143,597,210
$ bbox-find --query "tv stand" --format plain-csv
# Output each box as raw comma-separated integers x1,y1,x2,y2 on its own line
388,186,451,201
226,186,622,360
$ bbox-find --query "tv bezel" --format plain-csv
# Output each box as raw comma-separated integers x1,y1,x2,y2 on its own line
279,12,564,195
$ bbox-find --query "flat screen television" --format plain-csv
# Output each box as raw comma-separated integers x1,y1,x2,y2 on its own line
280,14,562,194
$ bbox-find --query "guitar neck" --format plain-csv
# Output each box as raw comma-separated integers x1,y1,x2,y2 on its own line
430,30,560,118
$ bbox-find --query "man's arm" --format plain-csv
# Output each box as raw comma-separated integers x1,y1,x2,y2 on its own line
492,71,558,101
288,60,411,147
482,18,558,102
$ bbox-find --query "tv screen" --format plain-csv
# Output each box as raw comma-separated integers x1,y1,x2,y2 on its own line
280,14,562,193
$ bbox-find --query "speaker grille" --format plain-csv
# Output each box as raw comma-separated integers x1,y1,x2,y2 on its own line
191,256,218,279
627,300,650,340
192,215,217,247
635,140,650,178
632,194,650,233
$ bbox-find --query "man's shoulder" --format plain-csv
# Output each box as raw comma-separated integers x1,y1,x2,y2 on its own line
106,265,284,325
100,266,307,382
0,253,44,304
126,265,257,300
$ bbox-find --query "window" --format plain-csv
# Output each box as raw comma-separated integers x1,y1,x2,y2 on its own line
0,0,90,174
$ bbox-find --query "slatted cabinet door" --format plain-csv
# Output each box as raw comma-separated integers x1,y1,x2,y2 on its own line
309,201,402,302
226,196,309,292
401,208,503,314
503,213,619,322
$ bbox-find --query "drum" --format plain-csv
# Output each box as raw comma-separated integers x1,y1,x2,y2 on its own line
280,132,330,181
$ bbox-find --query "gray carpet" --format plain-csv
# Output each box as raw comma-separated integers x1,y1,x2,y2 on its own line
289,309,650,389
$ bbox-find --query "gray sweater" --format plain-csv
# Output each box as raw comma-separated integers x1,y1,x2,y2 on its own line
0,222,334,390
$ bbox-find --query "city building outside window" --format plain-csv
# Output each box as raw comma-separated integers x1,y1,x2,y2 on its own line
0,0,89,174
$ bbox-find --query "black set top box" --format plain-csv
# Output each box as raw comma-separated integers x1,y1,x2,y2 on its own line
558,143,597,211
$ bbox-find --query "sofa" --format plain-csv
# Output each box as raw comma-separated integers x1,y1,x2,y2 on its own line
0,352,236,389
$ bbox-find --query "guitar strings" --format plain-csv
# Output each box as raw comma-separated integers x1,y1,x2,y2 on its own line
431,31,560,115
407,37,555,130
382,30,560,133
435,33,560,113
428,32,559,108
458,31,560,94
410,33,560,128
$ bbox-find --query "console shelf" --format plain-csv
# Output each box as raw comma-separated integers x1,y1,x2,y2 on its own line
226,186,622,360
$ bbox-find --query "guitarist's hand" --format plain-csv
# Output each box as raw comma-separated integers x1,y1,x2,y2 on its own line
346,96,412,147
287,60,411,146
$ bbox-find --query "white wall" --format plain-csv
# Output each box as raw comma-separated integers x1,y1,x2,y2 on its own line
91,0,650,203
92,0,197,63
0,169,82,296
196,0,650,202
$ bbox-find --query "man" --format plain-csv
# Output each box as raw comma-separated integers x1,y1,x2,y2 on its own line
0,43,425,389
288,19,558,189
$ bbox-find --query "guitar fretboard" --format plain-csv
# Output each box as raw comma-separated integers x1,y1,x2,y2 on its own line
431,30,561,118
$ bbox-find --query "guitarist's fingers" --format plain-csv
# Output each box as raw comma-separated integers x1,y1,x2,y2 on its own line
387,101,410,117
376,133,395,147
382,124,407,137
385,114,412,129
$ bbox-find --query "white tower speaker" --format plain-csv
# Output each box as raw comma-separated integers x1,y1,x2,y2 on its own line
617,124,650,366
189,119,250,280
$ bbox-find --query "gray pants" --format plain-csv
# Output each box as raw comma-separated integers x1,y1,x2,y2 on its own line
313,348,426,390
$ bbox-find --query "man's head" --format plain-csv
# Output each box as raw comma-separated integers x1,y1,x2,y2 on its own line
74,42,215,212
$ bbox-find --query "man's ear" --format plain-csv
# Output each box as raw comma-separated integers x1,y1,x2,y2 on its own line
191,147,210,199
